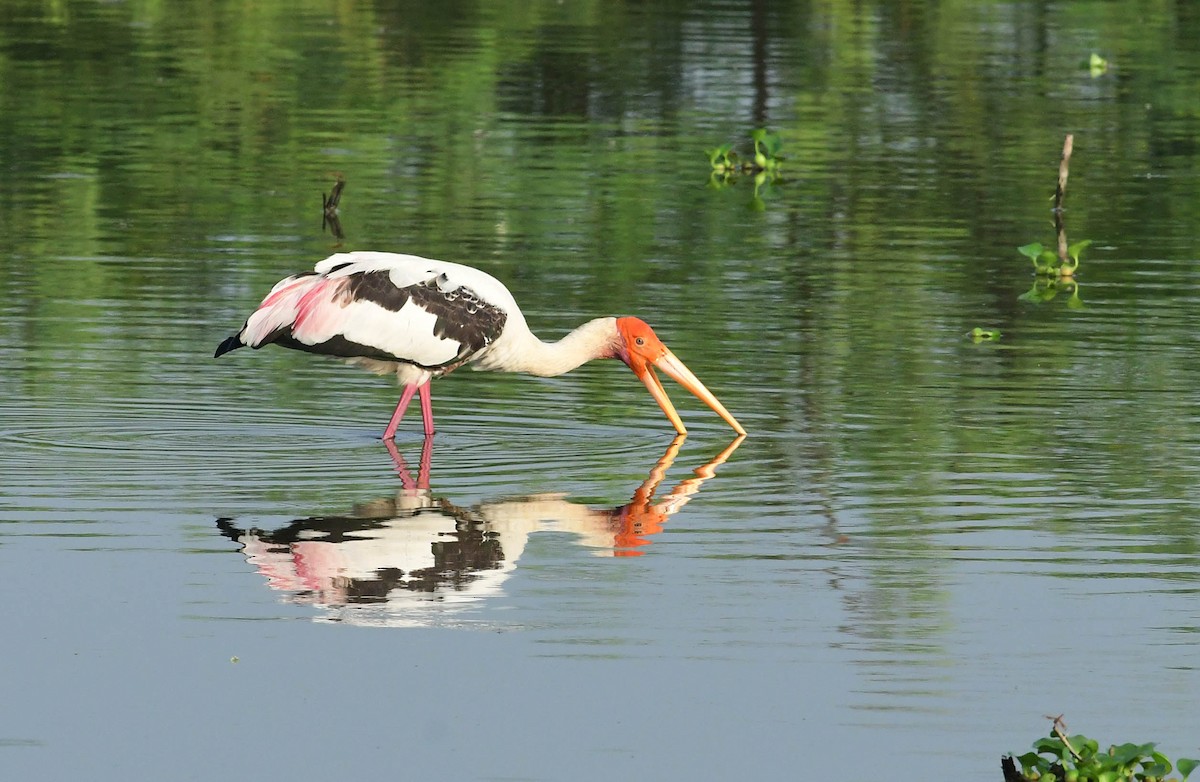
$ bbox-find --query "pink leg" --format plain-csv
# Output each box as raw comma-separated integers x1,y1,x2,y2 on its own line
382,384,420,440
418,382,435,437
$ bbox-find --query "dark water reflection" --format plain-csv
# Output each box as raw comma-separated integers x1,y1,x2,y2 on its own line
3,0,1200,779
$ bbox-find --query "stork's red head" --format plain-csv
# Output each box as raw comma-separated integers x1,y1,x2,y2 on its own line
614,317,746,436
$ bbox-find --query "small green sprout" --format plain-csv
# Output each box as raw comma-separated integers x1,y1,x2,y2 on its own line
1088,52,1109,77
706,143,737,173
1018,242,1061,276
750,128,783,172
706,129,784,205
969,327,1001,342
706,129,783,176
1060,239,1091,276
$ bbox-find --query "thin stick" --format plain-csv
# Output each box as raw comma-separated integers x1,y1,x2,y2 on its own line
1046,713,1083,761
1054,135,1073,211
1054,135,1074,263
322,173,346,243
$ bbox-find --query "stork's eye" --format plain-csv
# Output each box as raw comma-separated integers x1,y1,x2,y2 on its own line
635,337,645,346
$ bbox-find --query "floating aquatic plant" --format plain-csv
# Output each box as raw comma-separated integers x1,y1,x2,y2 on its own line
1004,715,1197,782
1018,240,1091,278
706,129,782,174
969,327,1002,342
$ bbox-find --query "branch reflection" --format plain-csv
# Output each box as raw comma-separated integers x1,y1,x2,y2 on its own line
216,435,743,626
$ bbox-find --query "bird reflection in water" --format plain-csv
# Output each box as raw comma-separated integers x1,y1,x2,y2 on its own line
216,436,743,626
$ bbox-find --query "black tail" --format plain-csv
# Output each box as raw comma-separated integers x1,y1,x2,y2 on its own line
214,335,244,358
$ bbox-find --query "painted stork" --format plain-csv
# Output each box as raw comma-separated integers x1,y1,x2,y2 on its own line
214,251,746,439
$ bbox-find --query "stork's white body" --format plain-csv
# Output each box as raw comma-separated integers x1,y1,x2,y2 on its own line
233,252,619,381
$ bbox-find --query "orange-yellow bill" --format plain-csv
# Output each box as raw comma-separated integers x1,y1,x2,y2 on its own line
634,349,746,436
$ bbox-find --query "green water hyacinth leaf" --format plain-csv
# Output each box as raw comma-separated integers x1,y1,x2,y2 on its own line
706,143,735,171
707,143,730,162
1068,239,1091,264
1178,757,1199,779
1018,242,1045,260
969,327,1001,342
1034,737,1067,755
1018,751,1048,774
750,128,783,158
1109,742,1154,765
1079,737,1100,757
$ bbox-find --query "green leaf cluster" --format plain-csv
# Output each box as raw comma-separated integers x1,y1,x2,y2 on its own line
1017,240,1090,277
750,128,783,173
706,143,737,173
1088,52,1110,77
707,129,784,209
707,128,783,176
1012,730,1199,782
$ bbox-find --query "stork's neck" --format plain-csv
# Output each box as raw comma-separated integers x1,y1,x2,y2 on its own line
492,316,622,377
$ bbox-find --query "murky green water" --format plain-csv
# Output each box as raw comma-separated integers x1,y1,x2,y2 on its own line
3,1,1199,779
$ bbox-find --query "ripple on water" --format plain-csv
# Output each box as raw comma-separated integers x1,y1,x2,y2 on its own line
1,399,369,512
0,391,718,511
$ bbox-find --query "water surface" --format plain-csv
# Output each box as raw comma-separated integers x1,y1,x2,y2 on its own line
2,1,1199,779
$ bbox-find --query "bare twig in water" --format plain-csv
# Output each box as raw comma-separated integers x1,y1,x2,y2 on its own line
322,173,346,243
323,173,346,216
1054,135,1073,212
1054,135,1073,265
